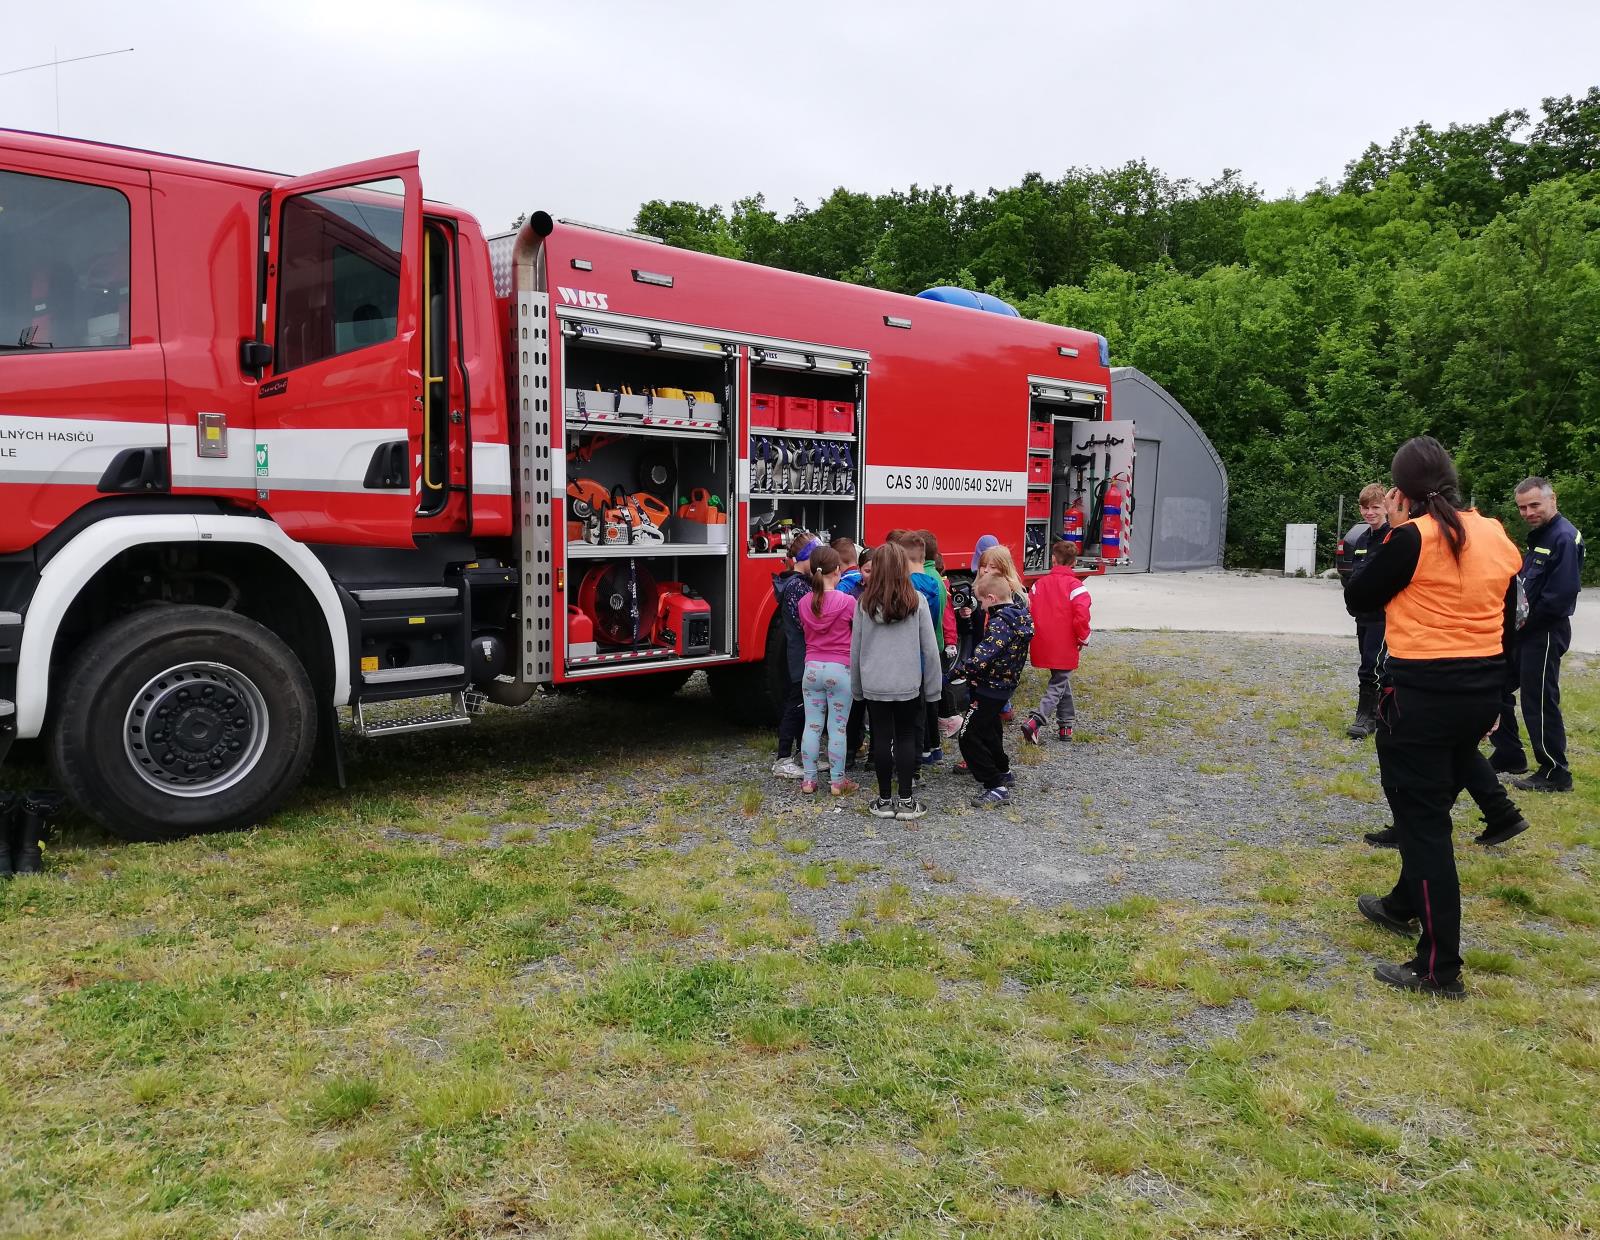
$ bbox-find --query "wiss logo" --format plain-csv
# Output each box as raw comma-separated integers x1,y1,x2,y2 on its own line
556,287,609,310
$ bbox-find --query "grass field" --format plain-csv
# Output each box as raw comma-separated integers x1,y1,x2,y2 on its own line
1,636,1597,1239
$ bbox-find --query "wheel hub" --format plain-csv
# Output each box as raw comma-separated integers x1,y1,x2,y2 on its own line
124,662,271,797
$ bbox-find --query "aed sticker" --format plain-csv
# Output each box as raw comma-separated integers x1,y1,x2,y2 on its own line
863,464,1029,505
254,444,269,475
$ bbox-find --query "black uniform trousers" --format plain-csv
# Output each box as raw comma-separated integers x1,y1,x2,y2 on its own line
959,695,1011,790
1490,620,1572,787
1355,619,1385,691
1376,683,1500,984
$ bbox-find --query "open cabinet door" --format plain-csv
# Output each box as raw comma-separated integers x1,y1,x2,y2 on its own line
256,154,424,547
1069,419,1135,563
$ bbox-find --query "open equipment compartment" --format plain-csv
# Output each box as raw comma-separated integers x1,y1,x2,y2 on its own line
746,341,866,556
1024,376,1113,572
1033,373,1131,569
558,312,737,672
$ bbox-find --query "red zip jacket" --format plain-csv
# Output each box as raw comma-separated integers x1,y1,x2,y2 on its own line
1028,566,1091,670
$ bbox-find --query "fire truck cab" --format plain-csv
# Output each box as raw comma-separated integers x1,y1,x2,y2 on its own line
0,131,1126,840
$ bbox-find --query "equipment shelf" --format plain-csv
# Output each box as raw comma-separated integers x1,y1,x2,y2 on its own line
748,492,855,502
564,410,726,442
751,428,856,442
566,542,729,559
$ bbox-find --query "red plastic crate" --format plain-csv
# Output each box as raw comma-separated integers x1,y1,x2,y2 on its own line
779,396,819,432
1026,489,1051,520
1028,419,1053,451
1028,456,1051,485
750,392,780,429
818,400,854,434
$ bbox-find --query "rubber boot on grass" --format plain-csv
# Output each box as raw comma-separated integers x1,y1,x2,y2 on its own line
14,791,64,875
0,791,16,879
1346,685,1377,740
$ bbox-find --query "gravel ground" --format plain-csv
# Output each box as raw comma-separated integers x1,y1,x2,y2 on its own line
701,631,1371,930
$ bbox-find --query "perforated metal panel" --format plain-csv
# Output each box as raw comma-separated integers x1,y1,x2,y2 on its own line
516,291,554,682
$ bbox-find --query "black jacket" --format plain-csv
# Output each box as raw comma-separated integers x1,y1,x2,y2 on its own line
1521,513,1584,630
1340,521,1388,623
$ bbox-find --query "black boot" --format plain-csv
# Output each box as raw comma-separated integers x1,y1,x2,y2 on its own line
14,790,64,875
1346,685,1377,739
0,791,16,879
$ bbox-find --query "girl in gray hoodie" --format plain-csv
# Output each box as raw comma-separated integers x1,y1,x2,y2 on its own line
850,540,942,820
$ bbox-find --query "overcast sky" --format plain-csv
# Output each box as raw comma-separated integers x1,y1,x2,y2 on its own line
5,0,1598,234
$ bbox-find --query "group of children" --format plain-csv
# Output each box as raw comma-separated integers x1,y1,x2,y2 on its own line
770,530,1092,820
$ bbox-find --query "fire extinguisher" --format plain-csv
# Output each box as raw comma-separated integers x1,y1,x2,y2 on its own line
1100,477,1128,559
1061,500,1086,551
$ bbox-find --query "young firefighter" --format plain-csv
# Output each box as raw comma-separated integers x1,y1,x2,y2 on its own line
770,532,817,780
851,541,942,821
1345,437,1522,999
1021,541,1091,744
1337,483,1389,739
797,545,858,797
956,572,1034,808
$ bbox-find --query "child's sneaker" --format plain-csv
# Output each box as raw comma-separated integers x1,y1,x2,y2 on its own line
971,786,1011,809
1000,771,1015,787
830,778,859,797
921,747,943,766
1058,724,1073,742
868,797,898,819
800,779,818,795
1020,717,1043,746
772,756,805,780
953,759,969,774
894,797,928,821
1000,705,1015,722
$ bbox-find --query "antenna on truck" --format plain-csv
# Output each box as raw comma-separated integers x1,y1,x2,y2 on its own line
1,46,134,133
556,217,666,244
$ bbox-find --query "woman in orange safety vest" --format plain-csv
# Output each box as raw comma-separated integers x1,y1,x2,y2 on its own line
1343,436,1522,999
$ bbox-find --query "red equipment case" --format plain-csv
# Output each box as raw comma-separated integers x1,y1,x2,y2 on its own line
779,396,819,432
750,392,780,429
1026,489,1051,520
1028,456,1050,485
1028,420,1054,451
818,400,854,434
655,584,713,656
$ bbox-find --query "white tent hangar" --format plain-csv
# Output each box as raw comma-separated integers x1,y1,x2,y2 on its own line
1110,367,1228,572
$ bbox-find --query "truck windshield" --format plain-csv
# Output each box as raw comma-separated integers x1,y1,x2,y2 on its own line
275,178,403,371
0,169,130,351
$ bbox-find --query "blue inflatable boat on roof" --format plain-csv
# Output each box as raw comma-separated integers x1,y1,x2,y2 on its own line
915,286,1021,317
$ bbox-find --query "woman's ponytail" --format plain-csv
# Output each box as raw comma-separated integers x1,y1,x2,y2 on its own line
1392,436,1468,560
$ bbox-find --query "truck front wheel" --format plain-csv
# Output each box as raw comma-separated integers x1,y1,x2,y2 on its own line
50,606,318,841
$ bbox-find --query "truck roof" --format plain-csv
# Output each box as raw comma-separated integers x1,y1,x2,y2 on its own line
1,128,282,187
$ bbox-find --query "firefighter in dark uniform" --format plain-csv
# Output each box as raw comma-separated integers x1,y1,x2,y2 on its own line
1337,483,1389,738
1346,437,1523,998
1490,477,1585,793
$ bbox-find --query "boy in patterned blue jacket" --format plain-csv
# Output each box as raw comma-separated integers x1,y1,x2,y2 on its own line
955,573,1034,807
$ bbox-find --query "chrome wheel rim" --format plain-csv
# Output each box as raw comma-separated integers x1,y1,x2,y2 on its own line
123,661,271,797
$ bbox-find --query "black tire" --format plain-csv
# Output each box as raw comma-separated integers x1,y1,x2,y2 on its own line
706,620,786,726
50,605,318,841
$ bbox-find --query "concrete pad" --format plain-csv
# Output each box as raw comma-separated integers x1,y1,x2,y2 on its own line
1090,569,1599,654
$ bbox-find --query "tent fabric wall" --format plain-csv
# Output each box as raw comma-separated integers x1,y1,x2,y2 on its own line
1109,367,1228,573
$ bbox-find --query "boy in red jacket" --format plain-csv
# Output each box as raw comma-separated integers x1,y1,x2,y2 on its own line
1021,541,1091,743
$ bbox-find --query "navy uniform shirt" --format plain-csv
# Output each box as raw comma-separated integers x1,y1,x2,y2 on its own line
1521,513,1584,630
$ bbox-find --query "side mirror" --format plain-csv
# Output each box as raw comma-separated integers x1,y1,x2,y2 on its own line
239,339,273,376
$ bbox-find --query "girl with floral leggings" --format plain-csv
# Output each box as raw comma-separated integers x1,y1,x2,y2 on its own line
797,546,858,796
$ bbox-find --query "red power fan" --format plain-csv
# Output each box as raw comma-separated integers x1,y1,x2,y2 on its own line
576,560,660,647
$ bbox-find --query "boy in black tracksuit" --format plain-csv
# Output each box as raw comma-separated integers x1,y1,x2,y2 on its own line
956,577,1033,808
1337,483,1389,738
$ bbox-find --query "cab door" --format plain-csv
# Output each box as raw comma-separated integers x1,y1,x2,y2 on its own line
255,155,422,547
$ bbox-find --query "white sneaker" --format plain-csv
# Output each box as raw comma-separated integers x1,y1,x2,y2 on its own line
771,757,805,780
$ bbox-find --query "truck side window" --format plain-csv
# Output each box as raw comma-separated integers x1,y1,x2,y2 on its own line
0,169,130,351
275,178,403,371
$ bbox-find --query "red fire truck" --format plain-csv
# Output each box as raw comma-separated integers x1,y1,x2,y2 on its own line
0,132,1132,839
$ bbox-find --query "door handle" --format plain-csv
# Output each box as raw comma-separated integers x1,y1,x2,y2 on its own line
362,441,409,490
